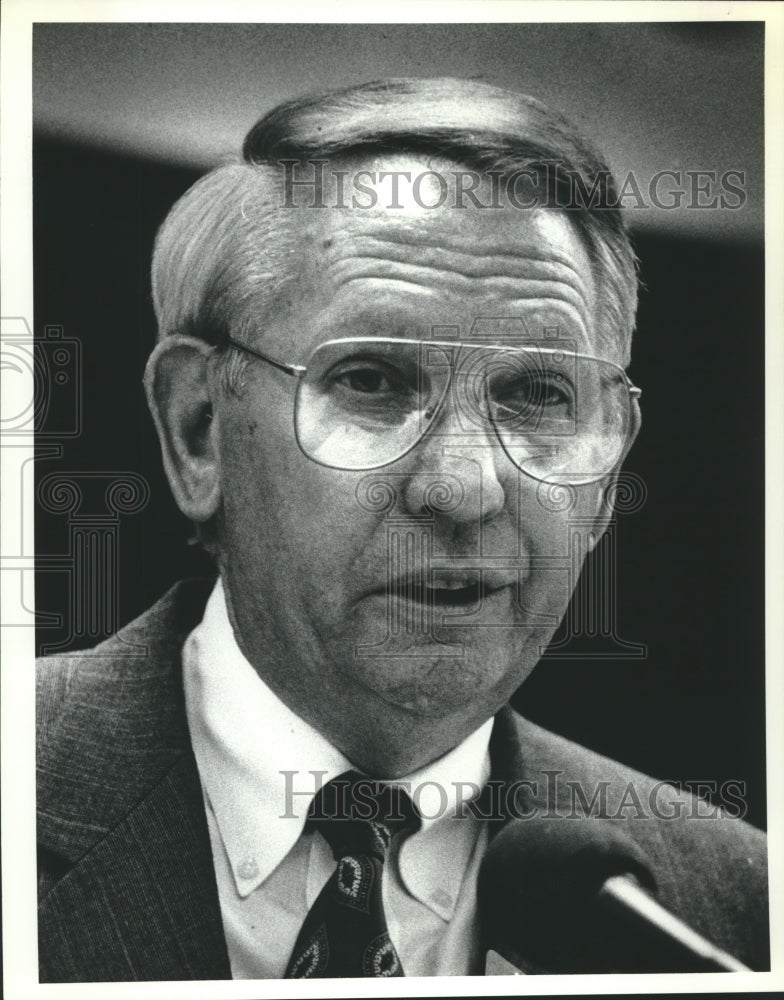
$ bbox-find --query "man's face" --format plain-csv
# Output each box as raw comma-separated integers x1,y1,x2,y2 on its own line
213,159,630,774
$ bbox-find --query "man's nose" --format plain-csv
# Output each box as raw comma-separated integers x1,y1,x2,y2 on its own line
400,410,508,524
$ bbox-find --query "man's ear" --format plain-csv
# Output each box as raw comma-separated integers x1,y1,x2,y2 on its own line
586,396,642,552
144,336,222,523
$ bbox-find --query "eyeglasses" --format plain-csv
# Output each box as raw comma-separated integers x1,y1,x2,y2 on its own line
225,336,641,485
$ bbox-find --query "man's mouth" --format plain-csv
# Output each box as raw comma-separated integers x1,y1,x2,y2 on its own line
380,572,518,609
425,581,482,608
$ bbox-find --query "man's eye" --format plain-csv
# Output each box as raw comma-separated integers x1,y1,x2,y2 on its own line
537,375,572,406
496,373,573,409
337,367,396,394
331,362,417,400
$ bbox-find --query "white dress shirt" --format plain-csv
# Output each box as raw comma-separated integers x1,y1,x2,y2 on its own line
182,579,493,978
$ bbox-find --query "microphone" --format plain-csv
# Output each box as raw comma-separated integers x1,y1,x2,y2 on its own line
478,819,750,973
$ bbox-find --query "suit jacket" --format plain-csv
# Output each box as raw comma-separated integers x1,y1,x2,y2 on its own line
37,579,769,981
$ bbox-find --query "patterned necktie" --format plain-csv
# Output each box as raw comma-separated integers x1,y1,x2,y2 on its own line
285,771,421,978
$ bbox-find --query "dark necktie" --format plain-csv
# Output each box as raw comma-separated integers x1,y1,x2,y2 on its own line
285,771,421,978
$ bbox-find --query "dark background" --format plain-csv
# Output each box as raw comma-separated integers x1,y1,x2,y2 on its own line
33,136,766,829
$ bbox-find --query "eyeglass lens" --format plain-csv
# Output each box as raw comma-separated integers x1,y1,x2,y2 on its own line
294,341,630,484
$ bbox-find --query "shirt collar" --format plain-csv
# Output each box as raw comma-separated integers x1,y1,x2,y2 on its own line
401,726,492,920
183,578,492,917
183,579,351,897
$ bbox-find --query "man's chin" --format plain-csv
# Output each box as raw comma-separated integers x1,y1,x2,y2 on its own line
344,643,539,721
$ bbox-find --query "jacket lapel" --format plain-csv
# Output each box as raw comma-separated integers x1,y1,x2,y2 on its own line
39,752,230,981
38,579,230,981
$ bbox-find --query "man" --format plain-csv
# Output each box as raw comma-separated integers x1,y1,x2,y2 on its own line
36,78,768,980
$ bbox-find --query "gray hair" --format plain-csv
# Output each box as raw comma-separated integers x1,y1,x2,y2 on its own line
152,76,639,388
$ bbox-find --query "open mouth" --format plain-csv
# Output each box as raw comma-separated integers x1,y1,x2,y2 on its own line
374,572,518,612
424,581,484,607
394,576,512,610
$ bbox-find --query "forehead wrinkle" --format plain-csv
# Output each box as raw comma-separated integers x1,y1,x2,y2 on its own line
322,232,593,301
326,258,592,325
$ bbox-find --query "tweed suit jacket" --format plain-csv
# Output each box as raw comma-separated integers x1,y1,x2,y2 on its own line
37,579,769,981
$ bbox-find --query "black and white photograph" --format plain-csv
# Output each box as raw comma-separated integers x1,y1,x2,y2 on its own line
1,2,782,995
